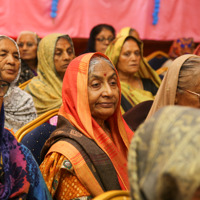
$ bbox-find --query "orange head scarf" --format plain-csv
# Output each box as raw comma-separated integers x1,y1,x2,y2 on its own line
59,52,134,190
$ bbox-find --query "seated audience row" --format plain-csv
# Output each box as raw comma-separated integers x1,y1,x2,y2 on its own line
1,23,200,200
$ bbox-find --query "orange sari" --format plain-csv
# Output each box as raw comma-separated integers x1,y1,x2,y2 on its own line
40,52,134,198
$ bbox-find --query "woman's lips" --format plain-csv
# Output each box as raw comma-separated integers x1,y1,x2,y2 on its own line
61,64,69,69
5,69,16,74
98,102,114,108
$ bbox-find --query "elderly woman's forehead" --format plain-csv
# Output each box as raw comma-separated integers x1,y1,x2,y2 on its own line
17,32,38,43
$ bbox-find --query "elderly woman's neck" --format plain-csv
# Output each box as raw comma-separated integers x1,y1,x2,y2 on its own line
24,59,37,72
94,118,111,136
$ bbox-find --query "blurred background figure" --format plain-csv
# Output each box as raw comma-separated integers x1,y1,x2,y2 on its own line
161,37,196,69
128,105,200,200
84,24,115,54
147,54,200,119
117,27,140,40
25,33,75,116
106,35,161,114
16,31,40,85
0,35,37,133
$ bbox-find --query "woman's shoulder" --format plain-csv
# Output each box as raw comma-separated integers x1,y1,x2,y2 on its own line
141,78,158,96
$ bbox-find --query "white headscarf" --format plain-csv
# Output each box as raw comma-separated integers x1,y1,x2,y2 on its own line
0,35,37,133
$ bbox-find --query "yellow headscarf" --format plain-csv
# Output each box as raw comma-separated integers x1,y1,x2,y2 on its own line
25,33,75,116
105,35,161,88
117,27,140,40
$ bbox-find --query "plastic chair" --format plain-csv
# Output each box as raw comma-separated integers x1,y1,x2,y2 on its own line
146,51,169,71
15,108,59,164
93,190,130,200
16,108,58,141
18,79,32,90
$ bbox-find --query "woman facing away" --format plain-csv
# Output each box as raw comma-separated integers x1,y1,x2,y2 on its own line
84,24,115,54
25,33,75,116
16,31,40,85
0,77,52,199
40,52,134,199
106,35,161,114
0,35,37,133
128,105,200,200
147,54,200,119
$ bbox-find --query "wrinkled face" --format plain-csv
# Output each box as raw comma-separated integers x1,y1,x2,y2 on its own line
117,39,141,75
17,33,38,60
0,39,20,83
175,81,200,108
95,28,114,54
88,59,119,122
54,37,75,79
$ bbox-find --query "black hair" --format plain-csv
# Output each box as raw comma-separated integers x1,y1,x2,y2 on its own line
84,24,115,53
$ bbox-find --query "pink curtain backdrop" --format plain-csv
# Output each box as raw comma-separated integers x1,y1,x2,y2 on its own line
1,0,200,41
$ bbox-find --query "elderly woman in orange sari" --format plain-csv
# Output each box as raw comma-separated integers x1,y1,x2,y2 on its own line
40,52,134,199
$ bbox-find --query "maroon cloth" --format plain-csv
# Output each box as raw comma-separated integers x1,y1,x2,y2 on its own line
123,100,153,131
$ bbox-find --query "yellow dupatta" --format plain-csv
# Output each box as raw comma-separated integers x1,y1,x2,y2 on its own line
105,35,160,113
25,33,74,116
117,27,140,40
120,82,154,114
105,35,161,87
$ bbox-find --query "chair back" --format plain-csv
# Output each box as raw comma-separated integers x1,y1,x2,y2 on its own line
93,190,130,200
15,108,59,164
146,51,169,71
21,122,56,164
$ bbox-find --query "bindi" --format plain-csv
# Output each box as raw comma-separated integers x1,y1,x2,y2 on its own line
104,73,106,76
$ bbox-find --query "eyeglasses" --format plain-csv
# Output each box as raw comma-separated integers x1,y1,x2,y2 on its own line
185,89,200,103
96,37,114,43
0,80,10,97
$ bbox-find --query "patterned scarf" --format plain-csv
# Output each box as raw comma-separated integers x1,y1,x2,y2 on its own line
168,38,195,59
128,105,200,200
0,104,52,199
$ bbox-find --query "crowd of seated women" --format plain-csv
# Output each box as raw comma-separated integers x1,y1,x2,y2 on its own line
1,22,200,200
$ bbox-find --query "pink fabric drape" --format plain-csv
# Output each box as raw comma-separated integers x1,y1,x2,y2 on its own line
1,0,200,41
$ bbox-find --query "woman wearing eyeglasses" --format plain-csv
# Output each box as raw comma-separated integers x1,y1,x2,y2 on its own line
0,35,37,133
106,35,161,114
147,54,200,119
84,24,115,54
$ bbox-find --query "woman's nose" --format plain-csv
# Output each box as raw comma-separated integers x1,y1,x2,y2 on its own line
63,51,70,60
102,83,112,96
7,54,15,64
